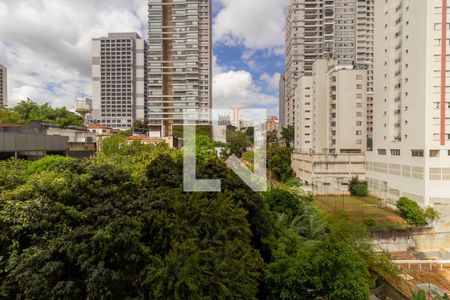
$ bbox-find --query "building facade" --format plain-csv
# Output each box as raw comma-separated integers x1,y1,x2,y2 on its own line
292,59,367,189
92,33,147,130
366,0,450,206
284,0,374,135
75,97,93,122
147,0,212,137
295,60,367,154
279,73,286,127
0,65,7,108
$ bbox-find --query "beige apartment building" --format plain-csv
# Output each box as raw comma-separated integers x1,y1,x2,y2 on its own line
366,0,450,206
0,65,7,108
92,33,147,130
292,59,367,190
147,0,212,137
283,0,374,136
278,73,286,127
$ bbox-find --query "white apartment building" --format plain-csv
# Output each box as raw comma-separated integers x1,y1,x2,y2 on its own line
147,0,212,137
75,98,93,122
293,59,367,189
0,65,7,108
92,33,147,130
283,0,374,136
366,0,450,206
230,108,241,128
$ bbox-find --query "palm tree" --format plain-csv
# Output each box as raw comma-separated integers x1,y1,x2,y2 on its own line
275,212,326,241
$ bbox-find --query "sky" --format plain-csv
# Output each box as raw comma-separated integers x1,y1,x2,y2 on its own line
0,0,288,116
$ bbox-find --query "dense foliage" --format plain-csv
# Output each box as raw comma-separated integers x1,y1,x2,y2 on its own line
0,137,393,299
280,126,295,148
268,146,295,183
262,190,395,300
349,176,369,197
0,100,84,128
396,197,437,227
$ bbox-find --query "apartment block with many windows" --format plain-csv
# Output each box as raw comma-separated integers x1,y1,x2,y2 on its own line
283,0,374,137
366,0,450,206
292,59,367,189
0,65,7,108
147,0,211,137
92,33,147,130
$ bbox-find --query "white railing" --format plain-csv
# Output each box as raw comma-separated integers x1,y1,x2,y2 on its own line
392,260,450,270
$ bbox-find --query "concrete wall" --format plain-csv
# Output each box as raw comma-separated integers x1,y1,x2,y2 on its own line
414,205,450,252
0,132,68,152
371,205,450,254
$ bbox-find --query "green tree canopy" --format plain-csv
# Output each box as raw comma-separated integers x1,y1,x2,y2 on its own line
0,100,84,128
281,126,295,148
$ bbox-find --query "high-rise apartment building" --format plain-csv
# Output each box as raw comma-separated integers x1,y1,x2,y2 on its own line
292,59,367,188
295,60,367,154
92,33,147,130
147,0,212,137
366,1,450,206
0,65,7,108
279,73,286,127
283,0,374,135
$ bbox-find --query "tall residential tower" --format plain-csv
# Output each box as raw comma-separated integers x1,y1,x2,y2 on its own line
366,0,450,206
0,65,7,108
92,33,147,130
283,0,374,135
147,0,212,137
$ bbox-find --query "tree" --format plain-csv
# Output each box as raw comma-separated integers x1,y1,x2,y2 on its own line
226,127,252,158
281,126,295,148
0,159,29,193
132,119,149,134
0,100,84,128
0,142,272,299
349,176,369,196
396,197,428,226
268,146,295,182
267,131,278,145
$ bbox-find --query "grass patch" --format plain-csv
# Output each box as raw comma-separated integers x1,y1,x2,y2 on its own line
314,195,408,229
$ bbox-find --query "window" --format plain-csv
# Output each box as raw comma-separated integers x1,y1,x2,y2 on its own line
378,149,387,156
430,150,440,157
411,150,424,157
390,149,401,156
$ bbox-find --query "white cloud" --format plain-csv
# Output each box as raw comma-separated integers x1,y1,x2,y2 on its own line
0,0,147,108
0,0,283,112
260,72,281,92
213,70,278,109
213,0,288,51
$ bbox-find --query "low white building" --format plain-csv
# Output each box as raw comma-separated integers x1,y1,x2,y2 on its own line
47,127,96,144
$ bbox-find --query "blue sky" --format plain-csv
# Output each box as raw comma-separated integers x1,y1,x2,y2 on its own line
0,0,288,116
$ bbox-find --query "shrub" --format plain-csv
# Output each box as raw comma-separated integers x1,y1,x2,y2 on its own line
349,176,368,197
285,177,300,188
364,218,376,228
27,155,73,174
424,207,439,222
396,197,427,226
